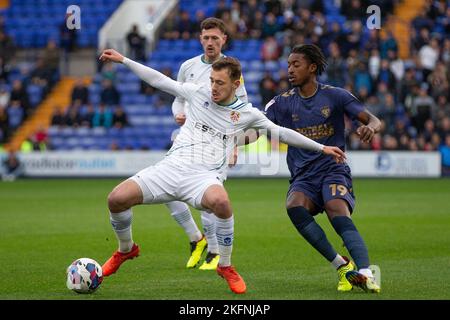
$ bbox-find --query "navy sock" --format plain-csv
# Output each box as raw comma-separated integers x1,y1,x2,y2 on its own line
331,216,370,269
287,206,337,262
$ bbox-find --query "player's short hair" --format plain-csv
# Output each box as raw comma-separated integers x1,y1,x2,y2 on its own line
200,17,227,34
212,57,242,81
291,44,328,76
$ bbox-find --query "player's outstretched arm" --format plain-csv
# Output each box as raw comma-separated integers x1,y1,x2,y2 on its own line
274,125,346,163
250,110,346,163
99,49,191,101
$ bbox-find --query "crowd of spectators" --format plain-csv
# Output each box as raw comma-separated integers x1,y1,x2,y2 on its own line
0,25,61,146
0,0,449,173
160,0,449,159
50,77,128,131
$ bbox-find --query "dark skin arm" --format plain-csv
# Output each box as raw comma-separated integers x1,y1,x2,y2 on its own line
356,110,381,144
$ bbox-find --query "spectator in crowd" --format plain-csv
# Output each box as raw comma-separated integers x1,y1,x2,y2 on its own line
262,12,280,38
100,79,120,106
341,0,364,21
80,104,95,128
71,78,89,105
259,72,277,106
42,40,61,77
327,42,347,87
427,61,449,99
30,58,52,96
101,62,117,83
0,30,16,64
215,0,230,19
0,105,8,143
161,11,180,40
248,10,264,39
7,100,24,130
0,57,10,82
1,151,22,181
438,117,450,141
50,107,65,127
0,84,10,108
409,83,436,133
418,37,440,81
112,106,129,129
434,96,450,122
32,125,49,151
126,25,146,62
20,134,34,152
178,11,195,39
261,36,281,61
59,13,78,54
10,80,31,117
63,104,82,127
92,104,113,128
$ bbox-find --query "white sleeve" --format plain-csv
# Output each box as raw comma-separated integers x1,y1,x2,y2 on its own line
249,108,324,153
122,57,198,102
172,63,187,116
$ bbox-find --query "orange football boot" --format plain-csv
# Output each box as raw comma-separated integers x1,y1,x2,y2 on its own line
102,243,140,276
217,265,247,294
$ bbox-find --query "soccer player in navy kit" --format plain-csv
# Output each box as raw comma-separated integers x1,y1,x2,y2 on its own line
265,44,381,293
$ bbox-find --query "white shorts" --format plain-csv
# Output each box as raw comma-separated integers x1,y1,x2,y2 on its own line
130,160,224,210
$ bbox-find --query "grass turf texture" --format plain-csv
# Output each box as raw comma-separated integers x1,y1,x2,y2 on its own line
1,178,449,300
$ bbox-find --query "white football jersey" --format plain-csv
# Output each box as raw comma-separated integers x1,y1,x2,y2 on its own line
166,83,269,172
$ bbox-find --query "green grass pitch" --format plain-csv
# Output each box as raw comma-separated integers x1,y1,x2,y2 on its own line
1,178,449,300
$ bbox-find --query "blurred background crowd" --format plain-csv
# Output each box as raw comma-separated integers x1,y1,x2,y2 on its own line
0,0,449,174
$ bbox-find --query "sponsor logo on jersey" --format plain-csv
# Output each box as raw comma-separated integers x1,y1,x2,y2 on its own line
194,122,229,141
230,111,240,123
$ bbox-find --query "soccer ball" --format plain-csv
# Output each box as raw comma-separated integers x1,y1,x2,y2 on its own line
66,258,103,294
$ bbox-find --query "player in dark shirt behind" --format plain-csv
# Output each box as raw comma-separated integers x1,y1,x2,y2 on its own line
265,44,381,293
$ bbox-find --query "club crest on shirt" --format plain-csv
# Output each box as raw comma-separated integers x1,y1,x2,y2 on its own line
203,101,209,109
292,114,300,122
321,106,330,118
230,111,240,123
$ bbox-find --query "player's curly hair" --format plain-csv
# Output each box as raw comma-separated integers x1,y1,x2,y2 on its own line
291,44,328,76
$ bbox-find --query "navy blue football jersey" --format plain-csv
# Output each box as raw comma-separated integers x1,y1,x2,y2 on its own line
265,83,365,179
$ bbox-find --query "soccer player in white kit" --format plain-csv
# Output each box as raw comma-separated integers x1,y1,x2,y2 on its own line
166,18,248,271
99,49,346,294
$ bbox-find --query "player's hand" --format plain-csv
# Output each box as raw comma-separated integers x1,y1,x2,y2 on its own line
99,49,125,63
175,113,186,126
322,146,346,164
228,146,239,168
357,125,375,144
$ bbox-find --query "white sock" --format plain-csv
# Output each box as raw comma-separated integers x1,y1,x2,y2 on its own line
201,211,219,254
166,201,202,242
110,209,133,253
216,215,234,267
331,254,347,269
359,268,374,278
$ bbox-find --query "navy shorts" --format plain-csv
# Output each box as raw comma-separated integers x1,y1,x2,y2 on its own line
288,162,355,215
